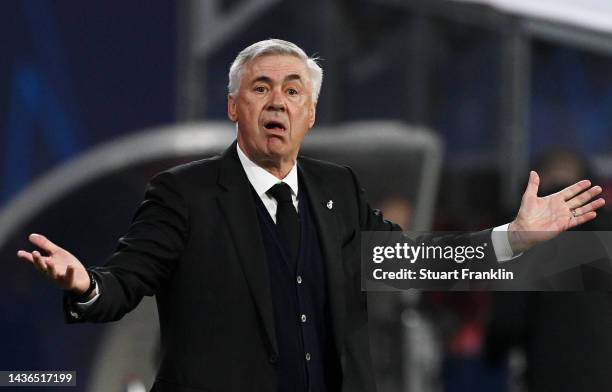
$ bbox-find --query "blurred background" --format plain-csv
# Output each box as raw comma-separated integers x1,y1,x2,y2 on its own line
2,0,612,391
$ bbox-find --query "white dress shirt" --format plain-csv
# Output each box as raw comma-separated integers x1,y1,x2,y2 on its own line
236,144,299,222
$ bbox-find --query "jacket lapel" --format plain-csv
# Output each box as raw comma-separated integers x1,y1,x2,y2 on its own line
216,142,278,356
299,159,347,357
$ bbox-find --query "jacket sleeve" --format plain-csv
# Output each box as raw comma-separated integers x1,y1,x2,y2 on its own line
346,165,492,247
65,171,189,323
345,165,498,290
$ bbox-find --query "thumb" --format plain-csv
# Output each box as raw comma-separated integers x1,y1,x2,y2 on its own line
524,170,540,199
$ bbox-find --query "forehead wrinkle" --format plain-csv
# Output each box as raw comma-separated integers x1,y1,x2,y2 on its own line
250,75,273,85
251,74,304,84
249,74,306,85
243,55,311,88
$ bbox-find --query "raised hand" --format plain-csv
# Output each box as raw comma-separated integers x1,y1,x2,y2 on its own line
17,234,90,295
508,171,606,253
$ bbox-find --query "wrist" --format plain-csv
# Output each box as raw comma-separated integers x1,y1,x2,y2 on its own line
508,220,530,254
71,270,97,302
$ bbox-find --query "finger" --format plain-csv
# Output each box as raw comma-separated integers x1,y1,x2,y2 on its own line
46,259,59,280
28,233,59,254
573,197,606,216
17,250,35,263
32,251,49,274
569,211,597,229
63,264,75,286
524,171,540,198
566,186,603,209
559,180,592,201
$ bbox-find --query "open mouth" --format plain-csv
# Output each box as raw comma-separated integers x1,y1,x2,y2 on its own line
264,120,286,132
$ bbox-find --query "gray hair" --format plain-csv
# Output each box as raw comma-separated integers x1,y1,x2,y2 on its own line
228,39,323,102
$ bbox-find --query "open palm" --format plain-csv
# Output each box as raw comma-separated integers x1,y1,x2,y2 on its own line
17,234,90,293
509,171,605,253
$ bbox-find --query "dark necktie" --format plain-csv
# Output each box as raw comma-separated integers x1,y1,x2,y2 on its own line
267,183,300,262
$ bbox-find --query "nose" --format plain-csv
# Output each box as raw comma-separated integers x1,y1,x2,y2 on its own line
266,89,286,112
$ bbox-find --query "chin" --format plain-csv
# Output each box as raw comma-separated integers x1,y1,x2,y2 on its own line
265,139,289,154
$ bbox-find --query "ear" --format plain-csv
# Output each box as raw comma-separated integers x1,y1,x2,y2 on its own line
227,94,238,122
308,102,317,129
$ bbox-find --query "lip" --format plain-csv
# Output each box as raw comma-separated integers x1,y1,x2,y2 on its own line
261,119,288,134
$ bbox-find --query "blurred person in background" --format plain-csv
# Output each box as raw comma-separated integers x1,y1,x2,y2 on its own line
16,39,605,392
486,147,612,392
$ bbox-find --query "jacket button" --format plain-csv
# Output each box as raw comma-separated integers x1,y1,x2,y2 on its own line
269,354,279,364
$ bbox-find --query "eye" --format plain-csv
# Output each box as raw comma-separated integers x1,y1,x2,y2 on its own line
254,86,267,93
287,88,299,96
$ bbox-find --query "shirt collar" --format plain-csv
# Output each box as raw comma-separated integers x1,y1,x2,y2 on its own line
236,143,299,198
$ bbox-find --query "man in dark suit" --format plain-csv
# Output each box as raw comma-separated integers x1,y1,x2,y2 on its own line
17,39,605,391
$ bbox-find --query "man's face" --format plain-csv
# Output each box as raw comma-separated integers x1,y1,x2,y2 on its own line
228,54,316,166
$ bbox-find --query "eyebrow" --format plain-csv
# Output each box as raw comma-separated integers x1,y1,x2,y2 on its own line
250,74,304,85
284,74,303,83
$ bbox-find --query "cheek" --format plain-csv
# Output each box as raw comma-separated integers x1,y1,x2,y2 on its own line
239,106,261,126
237,97,257,112
289,102,310,120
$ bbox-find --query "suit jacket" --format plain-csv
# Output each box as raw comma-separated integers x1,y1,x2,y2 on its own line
67,141,396,391
67,141,493,391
